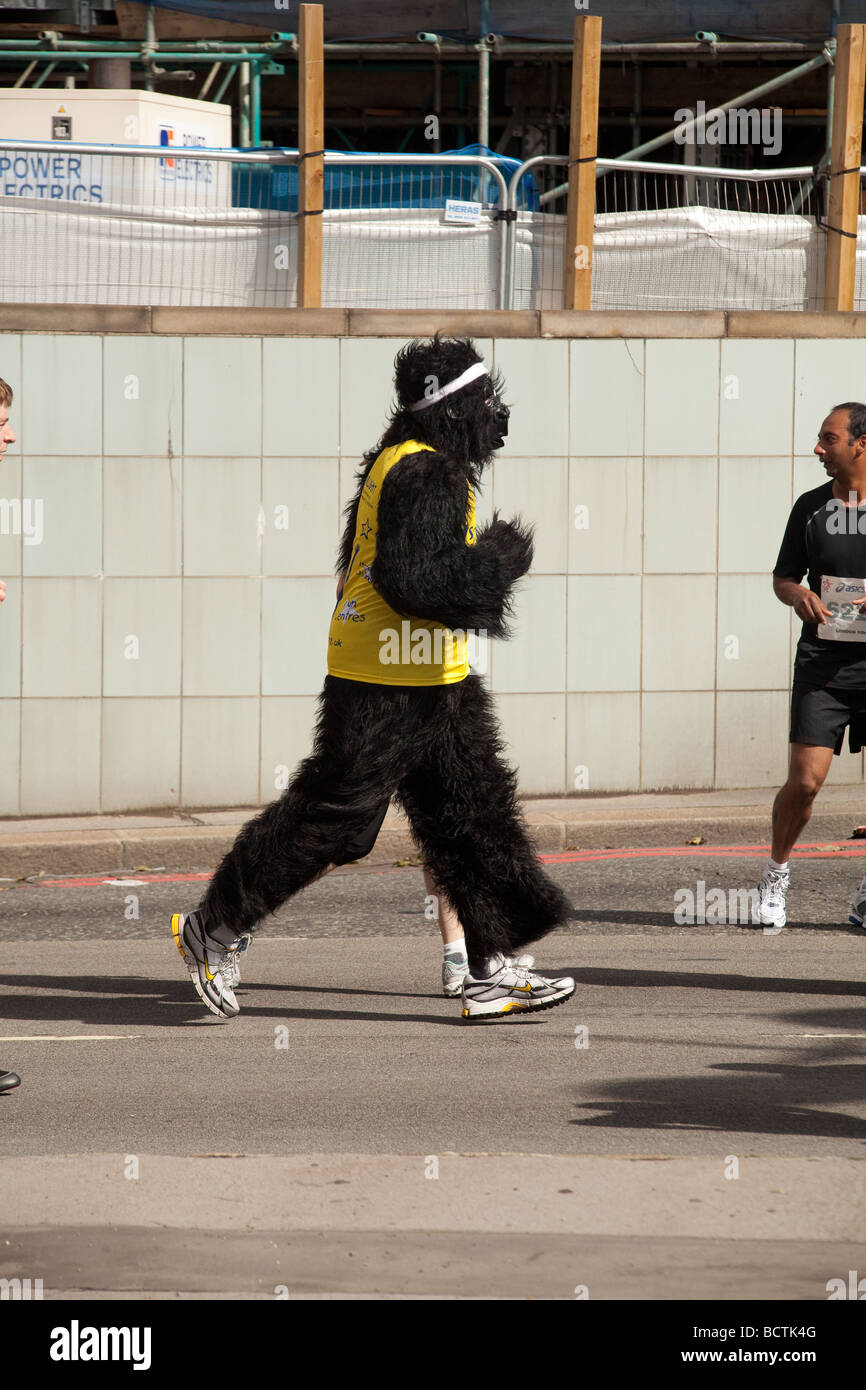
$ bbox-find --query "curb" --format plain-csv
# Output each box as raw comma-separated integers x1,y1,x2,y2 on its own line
0,808,800,879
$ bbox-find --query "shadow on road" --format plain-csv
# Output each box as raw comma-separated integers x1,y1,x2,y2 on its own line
563,907,862,933
573,1032,866,1141
0,974,535,1027
566,965,866,997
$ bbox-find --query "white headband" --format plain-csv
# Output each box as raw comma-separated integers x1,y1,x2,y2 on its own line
408,361,489,412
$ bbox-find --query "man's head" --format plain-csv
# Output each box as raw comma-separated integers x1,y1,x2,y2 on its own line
392,335,509,470
0,377,14,460
815,402,866,479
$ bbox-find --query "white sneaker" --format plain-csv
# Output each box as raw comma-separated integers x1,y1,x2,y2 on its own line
171,908,244,1019
442,952,535,997
223,933,252,990
848,879,866,927
756,868,789,929
442,956,469,997
461,960,573,1021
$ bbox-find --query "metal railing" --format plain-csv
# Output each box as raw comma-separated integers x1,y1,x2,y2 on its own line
309,152,510,310
0,138,857,311
0,140,511,308
504,155,833,310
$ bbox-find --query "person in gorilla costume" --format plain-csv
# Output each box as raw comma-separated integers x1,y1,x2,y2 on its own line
172,335,575,1022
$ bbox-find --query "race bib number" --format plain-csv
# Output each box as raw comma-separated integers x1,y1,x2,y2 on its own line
818,574,866,642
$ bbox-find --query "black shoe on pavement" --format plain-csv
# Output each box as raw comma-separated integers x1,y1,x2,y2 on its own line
0,1071,21,1092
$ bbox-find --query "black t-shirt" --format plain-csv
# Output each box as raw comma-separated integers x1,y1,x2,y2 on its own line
774,481,866,688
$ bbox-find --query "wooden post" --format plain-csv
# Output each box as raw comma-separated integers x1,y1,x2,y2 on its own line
824,24,866,312
298,4,324,308
563,14,602,311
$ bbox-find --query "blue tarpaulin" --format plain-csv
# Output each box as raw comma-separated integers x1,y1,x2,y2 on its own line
231,145,540,211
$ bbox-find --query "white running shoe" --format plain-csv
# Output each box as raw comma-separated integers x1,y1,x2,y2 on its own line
461,960,574,1021
756,868,789,929
442,952,535,997
848,879,866,928
223,933,252,990
442,957,468,997
171,908,244,1019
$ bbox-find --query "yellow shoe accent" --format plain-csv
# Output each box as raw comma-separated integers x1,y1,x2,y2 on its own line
171,914,186,959
499,1000,530,1013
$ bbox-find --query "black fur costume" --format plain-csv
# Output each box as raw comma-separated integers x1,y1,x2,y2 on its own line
200,336,570,974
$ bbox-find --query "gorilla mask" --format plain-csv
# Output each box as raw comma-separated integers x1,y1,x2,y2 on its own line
392,335,509,472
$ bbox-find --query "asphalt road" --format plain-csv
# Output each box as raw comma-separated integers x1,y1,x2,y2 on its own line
2,842,865,1300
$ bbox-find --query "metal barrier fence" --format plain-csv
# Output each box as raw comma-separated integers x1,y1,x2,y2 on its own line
504,155,831,311
0,141,298,307
0,141,510,309
0,138,859,311
312,152,510,311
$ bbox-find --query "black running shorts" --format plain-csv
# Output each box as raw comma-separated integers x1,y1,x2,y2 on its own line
331,796,392,865
790,681,866,755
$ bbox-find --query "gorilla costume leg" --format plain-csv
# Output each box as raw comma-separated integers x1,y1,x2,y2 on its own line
200,672,570,972
201,676,406,935
396,673,570,975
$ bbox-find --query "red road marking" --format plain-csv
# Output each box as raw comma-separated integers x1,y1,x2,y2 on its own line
8,871,214,890
6,840,866,891
542,843,866,864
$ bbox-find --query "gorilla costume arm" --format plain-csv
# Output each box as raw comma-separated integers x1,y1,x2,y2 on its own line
369,448,534,639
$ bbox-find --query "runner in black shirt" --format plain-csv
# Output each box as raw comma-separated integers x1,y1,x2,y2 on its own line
759,401,866,929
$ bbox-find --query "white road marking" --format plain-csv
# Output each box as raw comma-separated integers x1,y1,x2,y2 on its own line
782,1033,866,1039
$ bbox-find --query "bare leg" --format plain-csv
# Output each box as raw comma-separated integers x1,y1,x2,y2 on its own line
771,743,834,862
398,677,569,977
423,866,464,945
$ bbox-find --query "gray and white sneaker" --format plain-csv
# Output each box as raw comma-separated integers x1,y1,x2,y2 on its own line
223,933,252,990
442,956,468,997
461,960,574,1021
171,908,245,1019
848,878,866,928
756,868,789,929
442,952,535,997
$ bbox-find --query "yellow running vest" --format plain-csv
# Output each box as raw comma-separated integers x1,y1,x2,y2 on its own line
327,439,477,686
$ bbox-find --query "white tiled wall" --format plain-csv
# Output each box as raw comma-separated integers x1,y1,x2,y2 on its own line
103,458,182,577
183,338,262,457
0,330,852,812
180,697,260,807
0,699,19,815
102,698,181,812
183,457,262,577
22,458,101,576
103,336,182,457
793,340,866,457
644,339,719,456
719,340,794,457
566,691,640,793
